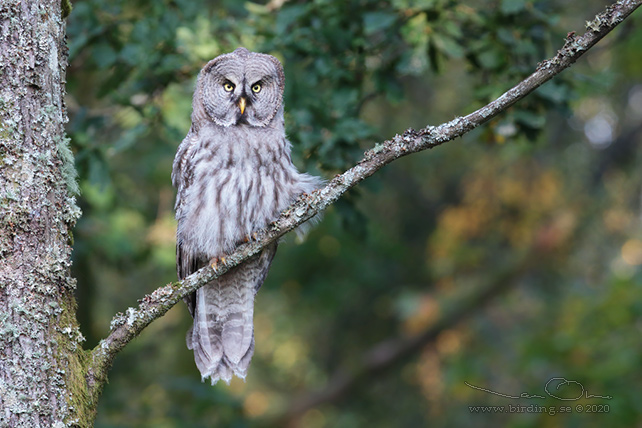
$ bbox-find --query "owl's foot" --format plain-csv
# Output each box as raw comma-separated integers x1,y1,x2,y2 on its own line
210,257,226,271
243,232,259,243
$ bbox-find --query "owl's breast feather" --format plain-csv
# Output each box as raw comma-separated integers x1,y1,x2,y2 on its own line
179,125,307,257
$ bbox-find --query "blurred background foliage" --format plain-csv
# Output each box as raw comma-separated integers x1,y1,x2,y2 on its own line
65,0,642,426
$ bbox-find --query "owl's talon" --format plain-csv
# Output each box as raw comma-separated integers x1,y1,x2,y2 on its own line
243,233,259,243
210,257,226,270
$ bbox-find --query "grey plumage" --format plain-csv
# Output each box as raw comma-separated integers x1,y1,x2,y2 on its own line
172,47,322,384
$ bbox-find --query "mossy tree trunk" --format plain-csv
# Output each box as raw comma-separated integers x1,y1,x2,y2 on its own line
0,0,91,426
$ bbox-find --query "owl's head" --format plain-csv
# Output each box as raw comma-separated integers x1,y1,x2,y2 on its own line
193,47,285,128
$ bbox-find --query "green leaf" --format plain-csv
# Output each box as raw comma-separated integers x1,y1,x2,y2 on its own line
363,12,397,35
275,5,309,34
501,0,529,15
433,34,465,59
477,48,506,70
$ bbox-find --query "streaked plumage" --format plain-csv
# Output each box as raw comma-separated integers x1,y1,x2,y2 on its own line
172,47,322,384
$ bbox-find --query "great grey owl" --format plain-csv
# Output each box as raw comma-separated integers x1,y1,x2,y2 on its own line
172,47,322,384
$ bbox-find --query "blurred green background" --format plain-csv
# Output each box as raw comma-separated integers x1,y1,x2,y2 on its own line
65,0,642,426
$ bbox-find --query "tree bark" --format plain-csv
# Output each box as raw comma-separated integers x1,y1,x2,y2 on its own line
0,1,88,427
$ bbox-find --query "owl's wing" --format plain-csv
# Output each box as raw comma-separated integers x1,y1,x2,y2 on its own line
173,127,203,316
172,126,199,211
177,242,202,317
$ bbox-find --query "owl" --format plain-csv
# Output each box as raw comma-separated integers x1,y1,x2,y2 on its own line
172,47,323,384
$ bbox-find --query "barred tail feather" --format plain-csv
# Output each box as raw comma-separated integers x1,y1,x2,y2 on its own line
187,281,256,385
184,245,277,385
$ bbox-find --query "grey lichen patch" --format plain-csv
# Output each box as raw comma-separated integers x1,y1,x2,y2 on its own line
0,198,30,232
125,307,139,327
371,142,386,155
53,135,80,196
363,143,386,161
0,93,22,145
109,312,128,331
62,196,82,225
585,18,602,32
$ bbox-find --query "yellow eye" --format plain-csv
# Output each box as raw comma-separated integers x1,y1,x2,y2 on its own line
223,82,235,92
251,83,262,93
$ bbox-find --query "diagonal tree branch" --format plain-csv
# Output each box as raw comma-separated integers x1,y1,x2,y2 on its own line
84,0,641,403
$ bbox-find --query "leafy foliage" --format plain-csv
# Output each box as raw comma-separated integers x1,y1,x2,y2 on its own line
65,0,642,426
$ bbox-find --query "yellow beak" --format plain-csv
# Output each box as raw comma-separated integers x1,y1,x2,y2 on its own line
238,97,246,115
